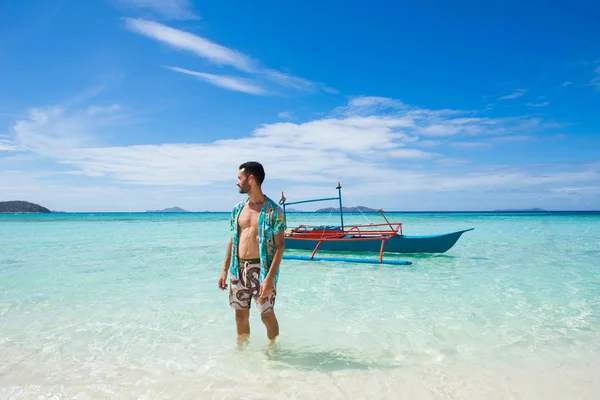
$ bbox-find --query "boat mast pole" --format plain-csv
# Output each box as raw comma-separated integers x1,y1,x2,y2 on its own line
279,191,287,225
336,182,344,230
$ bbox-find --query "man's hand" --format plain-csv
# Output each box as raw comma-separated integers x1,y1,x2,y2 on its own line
218,271,228,290
258,279,274,303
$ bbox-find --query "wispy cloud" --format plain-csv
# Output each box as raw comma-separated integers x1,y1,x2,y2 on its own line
165,66,267,95
123,18,333,95
499,89,528,100
0,112,24,118
568,59,600,67
526,101,550,107
450,141,491,150
552,185,600,193
0,135,18,151
277,111,294,120
124,18,254,72
437,134,534,151
490,135,533,143
111,0,199,20
12,105,129,158
413,139,443,148
334,96,409,116
263,70,337,94
591,66,600,89
351,96,405,108
562,81,573,87
264,69,317,92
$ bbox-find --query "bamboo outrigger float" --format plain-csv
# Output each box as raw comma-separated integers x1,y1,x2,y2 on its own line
279,182,473,265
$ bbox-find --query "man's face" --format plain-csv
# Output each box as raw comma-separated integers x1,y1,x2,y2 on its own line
237,169,251,194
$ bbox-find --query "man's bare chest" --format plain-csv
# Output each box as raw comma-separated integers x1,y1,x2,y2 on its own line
237,206,260,230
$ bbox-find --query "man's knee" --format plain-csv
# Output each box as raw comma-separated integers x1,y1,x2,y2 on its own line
235,309,249,323
261,311,276,324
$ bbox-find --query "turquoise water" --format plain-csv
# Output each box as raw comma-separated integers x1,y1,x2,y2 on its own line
1,211,599,399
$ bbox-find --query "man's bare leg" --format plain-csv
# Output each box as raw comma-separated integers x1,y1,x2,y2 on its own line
235,309,250,345
261,311,279,342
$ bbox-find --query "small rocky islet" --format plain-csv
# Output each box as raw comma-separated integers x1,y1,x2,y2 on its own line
0,201,52,213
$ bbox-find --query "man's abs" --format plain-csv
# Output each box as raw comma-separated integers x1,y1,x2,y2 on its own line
236,204,260,259
237,226,260,259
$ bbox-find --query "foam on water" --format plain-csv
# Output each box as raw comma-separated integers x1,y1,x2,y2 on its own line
1,212,599,399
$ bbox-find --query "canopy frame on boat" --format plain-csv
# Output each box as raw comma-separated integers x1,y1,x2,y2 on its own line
279,182,410,264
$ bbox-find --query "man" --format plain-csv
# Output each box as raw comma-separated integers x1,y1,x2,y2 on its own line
218,161,286,344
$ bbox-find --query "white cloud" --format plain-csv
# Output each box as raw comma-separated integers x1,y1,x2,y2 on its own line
264,69,317,92
0,112,23,118
0,169,211,212
9,98,557,184
111,0,198,20
499,89,528,100
451,141,491,150
386,148,439,159
448,134,534,149
124,19,332,95
0,135,18,151
420,124,462,137
12,105,128,158
335,96,408,116
413,139,443,148
437,168,600,192
125,18,254,72
165,66,267,95
86,104,123,116
562,81,573,87
490,135,533,143
591,67,600,89
526,101,550,107
5,96,597,211
277,111,294,120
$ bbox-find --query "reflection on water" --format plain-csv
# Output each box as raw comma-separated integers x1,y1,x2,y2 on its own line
263,345,403,372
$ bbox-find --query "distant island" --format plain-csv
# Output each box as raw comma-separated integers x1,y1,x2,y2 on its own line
145,206,190,213
0,200,51,213
316,206,378,213
493,208,548,212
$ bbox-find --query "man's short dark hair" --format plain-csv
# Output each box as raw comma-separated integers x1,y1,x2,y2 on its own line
239,161,265,185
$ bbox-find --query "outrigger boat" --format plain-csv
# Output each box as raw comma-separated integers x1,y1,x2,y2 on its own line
279,182,473,265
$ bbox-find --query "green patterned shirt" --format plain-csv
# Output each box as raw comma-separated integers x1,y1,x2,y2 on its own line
228,195,286,284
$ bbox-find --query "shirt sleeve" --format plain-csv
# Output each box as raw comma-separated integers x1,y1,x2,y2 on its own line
271,207,286,234
229,207,236,233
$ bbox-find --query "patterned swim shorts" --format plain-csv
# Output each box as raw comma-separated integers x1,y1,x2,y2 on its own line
229,258,276,313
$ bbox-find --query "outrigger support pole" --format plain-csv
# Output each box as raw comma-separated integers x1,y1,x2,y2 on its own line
282,255,412,265
378,209,395,232
279,182,346,229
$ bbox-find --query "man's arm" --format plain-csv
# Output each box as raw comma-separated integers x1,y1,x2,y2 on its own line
222,236,232,274
218,236,232,290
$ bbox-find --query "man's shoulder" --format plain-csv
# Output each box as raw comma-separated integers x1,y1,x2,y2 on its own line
264,196,284,214
231,199,247,214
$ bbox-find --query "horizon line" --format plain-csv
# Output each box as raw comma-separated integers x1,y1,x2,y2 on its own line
3,210,600,214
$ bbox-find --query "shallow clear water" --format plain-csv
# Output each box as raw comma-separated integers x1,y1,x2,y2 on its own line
1,212,599,399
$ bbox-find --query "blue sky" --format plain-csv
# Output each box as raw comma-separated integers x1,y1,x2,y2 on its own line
1,0,599,211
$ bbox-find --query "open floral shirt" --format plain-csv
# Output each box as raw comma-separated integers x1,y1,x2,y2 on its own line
228,196,286,284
